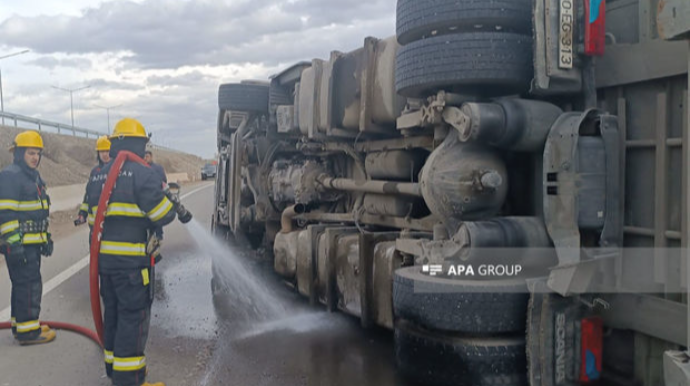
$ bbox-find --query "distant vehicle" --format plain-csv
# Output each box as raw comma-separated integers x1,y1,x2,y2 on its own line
201,163,217,180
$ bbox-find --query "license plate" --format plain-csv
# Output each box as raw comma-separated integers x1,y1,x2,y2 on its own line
559,0,575,69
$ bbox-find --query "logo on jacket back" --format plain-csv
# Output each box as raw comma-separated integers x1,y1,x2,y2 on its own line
92,170,134,182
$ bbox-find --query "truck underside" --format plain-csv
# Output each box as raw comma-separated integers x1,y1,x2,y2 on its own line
213,1,690,385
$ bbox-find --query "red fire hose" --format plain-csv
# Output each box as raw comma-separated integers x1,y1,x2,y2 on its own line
1,151,147,347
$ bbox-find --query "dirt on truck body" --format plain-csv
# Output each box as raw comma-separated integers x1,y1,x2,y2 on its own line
213,1,690,385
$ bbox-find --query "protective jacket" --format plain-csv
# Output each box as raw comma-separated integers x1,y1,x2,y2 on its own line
85,160,175,273
79,164,104,222
0,163,50,249
0,161,50,341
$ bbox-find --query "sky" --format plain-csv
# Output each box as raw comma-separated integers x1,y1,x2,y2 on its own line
0,0,396,158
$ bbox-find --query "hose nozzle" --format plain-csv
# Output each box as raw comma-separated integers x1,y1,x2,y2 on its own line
164,182,193,224
176,204,193,224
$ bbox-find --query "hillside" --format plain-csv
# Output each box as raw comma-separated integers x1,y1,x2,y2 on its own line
0,126,207,187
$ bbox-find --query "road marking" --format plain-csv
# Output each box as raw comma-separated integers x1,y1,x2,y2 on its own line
0,183,214,321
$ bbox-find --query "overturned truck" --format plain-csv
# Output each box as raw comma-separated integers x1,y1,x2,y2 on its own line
213,1,690,385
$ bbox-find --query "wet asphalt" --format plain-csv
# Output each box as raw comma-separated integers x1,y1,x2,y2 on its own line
0,183,411,386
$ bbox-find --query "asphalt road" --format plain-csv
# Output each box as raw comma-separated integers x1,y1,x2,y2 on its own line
0,182,408,386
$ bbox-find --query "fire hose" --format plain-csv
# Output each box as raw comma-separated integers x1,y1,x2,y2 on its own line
1,150,192,347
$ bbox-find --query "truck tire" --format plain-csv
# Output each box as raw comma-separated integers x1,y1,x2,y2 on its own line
396,0,534,45
395,32,533,98
269,85,293,107
393,266,529,334
395,320,528,386
218,83,269,113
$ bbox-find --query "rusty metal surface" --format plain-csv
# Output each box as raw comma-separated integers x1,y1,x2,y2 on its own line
658,0,690,40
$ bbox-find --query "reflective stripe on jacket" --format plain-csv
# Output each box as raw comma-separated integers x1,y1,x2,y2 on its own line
85,159,175,272
0,164,50,247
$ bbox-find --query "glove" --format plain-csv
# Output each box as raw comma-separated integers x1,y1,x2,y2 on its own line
41,235,54,257
164,187,193,224
74,214,87,226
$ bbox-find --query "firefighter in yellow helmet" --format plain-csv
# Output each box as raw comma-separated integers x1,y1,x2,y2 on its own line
76,136,111,226
0,131,56,345
85,118,175,386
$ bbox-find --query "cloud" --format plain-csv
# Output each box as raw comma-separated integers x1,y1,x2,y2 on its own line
0,0,396,157
26,56,92,70
0,0,395,69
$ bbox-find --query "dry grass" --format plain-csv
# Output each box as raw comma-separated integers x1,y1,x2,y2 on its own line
0,125,208,187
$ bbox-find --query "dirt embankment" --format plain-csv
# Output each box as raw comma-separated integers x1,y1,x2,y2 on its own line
0,125,207,187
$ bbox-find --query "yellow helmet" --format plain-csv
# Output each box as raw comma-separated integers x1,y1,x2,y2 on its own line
10,131,44,151
111,118,148,139
96,136,111,151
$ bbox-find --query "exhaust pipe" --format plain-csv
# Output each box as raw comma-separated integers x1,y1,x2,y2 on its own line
280,203,306,233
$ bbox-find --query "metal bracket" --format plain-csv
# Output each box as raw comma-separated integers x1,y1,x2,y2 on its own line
543,110,621,295
664,351,690,386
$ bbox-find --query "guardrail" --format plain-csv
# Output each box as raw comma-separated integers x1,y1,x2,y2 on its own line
0,111,188,155
0,111,104,138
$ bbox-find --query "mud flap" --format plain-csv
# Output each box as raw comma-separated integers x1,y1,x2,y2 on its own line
527,278,600,386
543,109,621,296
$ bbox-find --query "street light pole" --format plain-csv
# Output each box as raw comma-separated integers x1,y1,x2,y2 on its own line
93,104,122,134
0,49,30,125
52,84,90,127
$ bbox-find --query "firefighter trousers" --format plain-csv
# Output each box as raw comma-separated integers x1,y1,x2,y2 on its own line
6,246,43,340
100,269,152,386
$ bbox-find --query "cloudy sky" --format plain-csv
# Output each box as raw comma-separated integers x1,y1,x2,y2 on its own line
0,0,396,157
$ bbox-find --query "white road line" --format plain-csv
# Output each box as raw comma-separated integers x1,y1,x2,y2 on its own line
0,182,214,321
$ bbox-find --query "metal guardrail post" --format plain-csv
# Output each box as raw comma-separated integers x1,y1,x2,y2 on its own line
0,111,190,154
0,111,103,138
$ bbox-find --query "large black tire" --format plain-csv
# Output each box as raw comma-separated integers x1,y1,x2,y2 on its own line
395,32,533,98
269,84,293,107
396,0,534,45
395,320,528,386
393,266,529,334
218,83,269,113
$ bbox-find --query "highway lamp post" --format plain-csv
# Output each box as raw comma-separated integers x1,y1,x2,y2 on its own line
0,49,30,125
94,104,122,134
52,84,90,128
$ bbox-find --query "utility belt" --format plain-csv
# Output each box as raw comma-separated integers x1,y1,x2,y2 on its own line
19,220,49,234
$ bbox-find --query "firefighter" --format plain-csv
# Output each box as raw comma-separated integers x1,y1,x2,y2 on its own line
144,150,167,183
76,135,111,226
0,130,56,345
85,118,176,386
